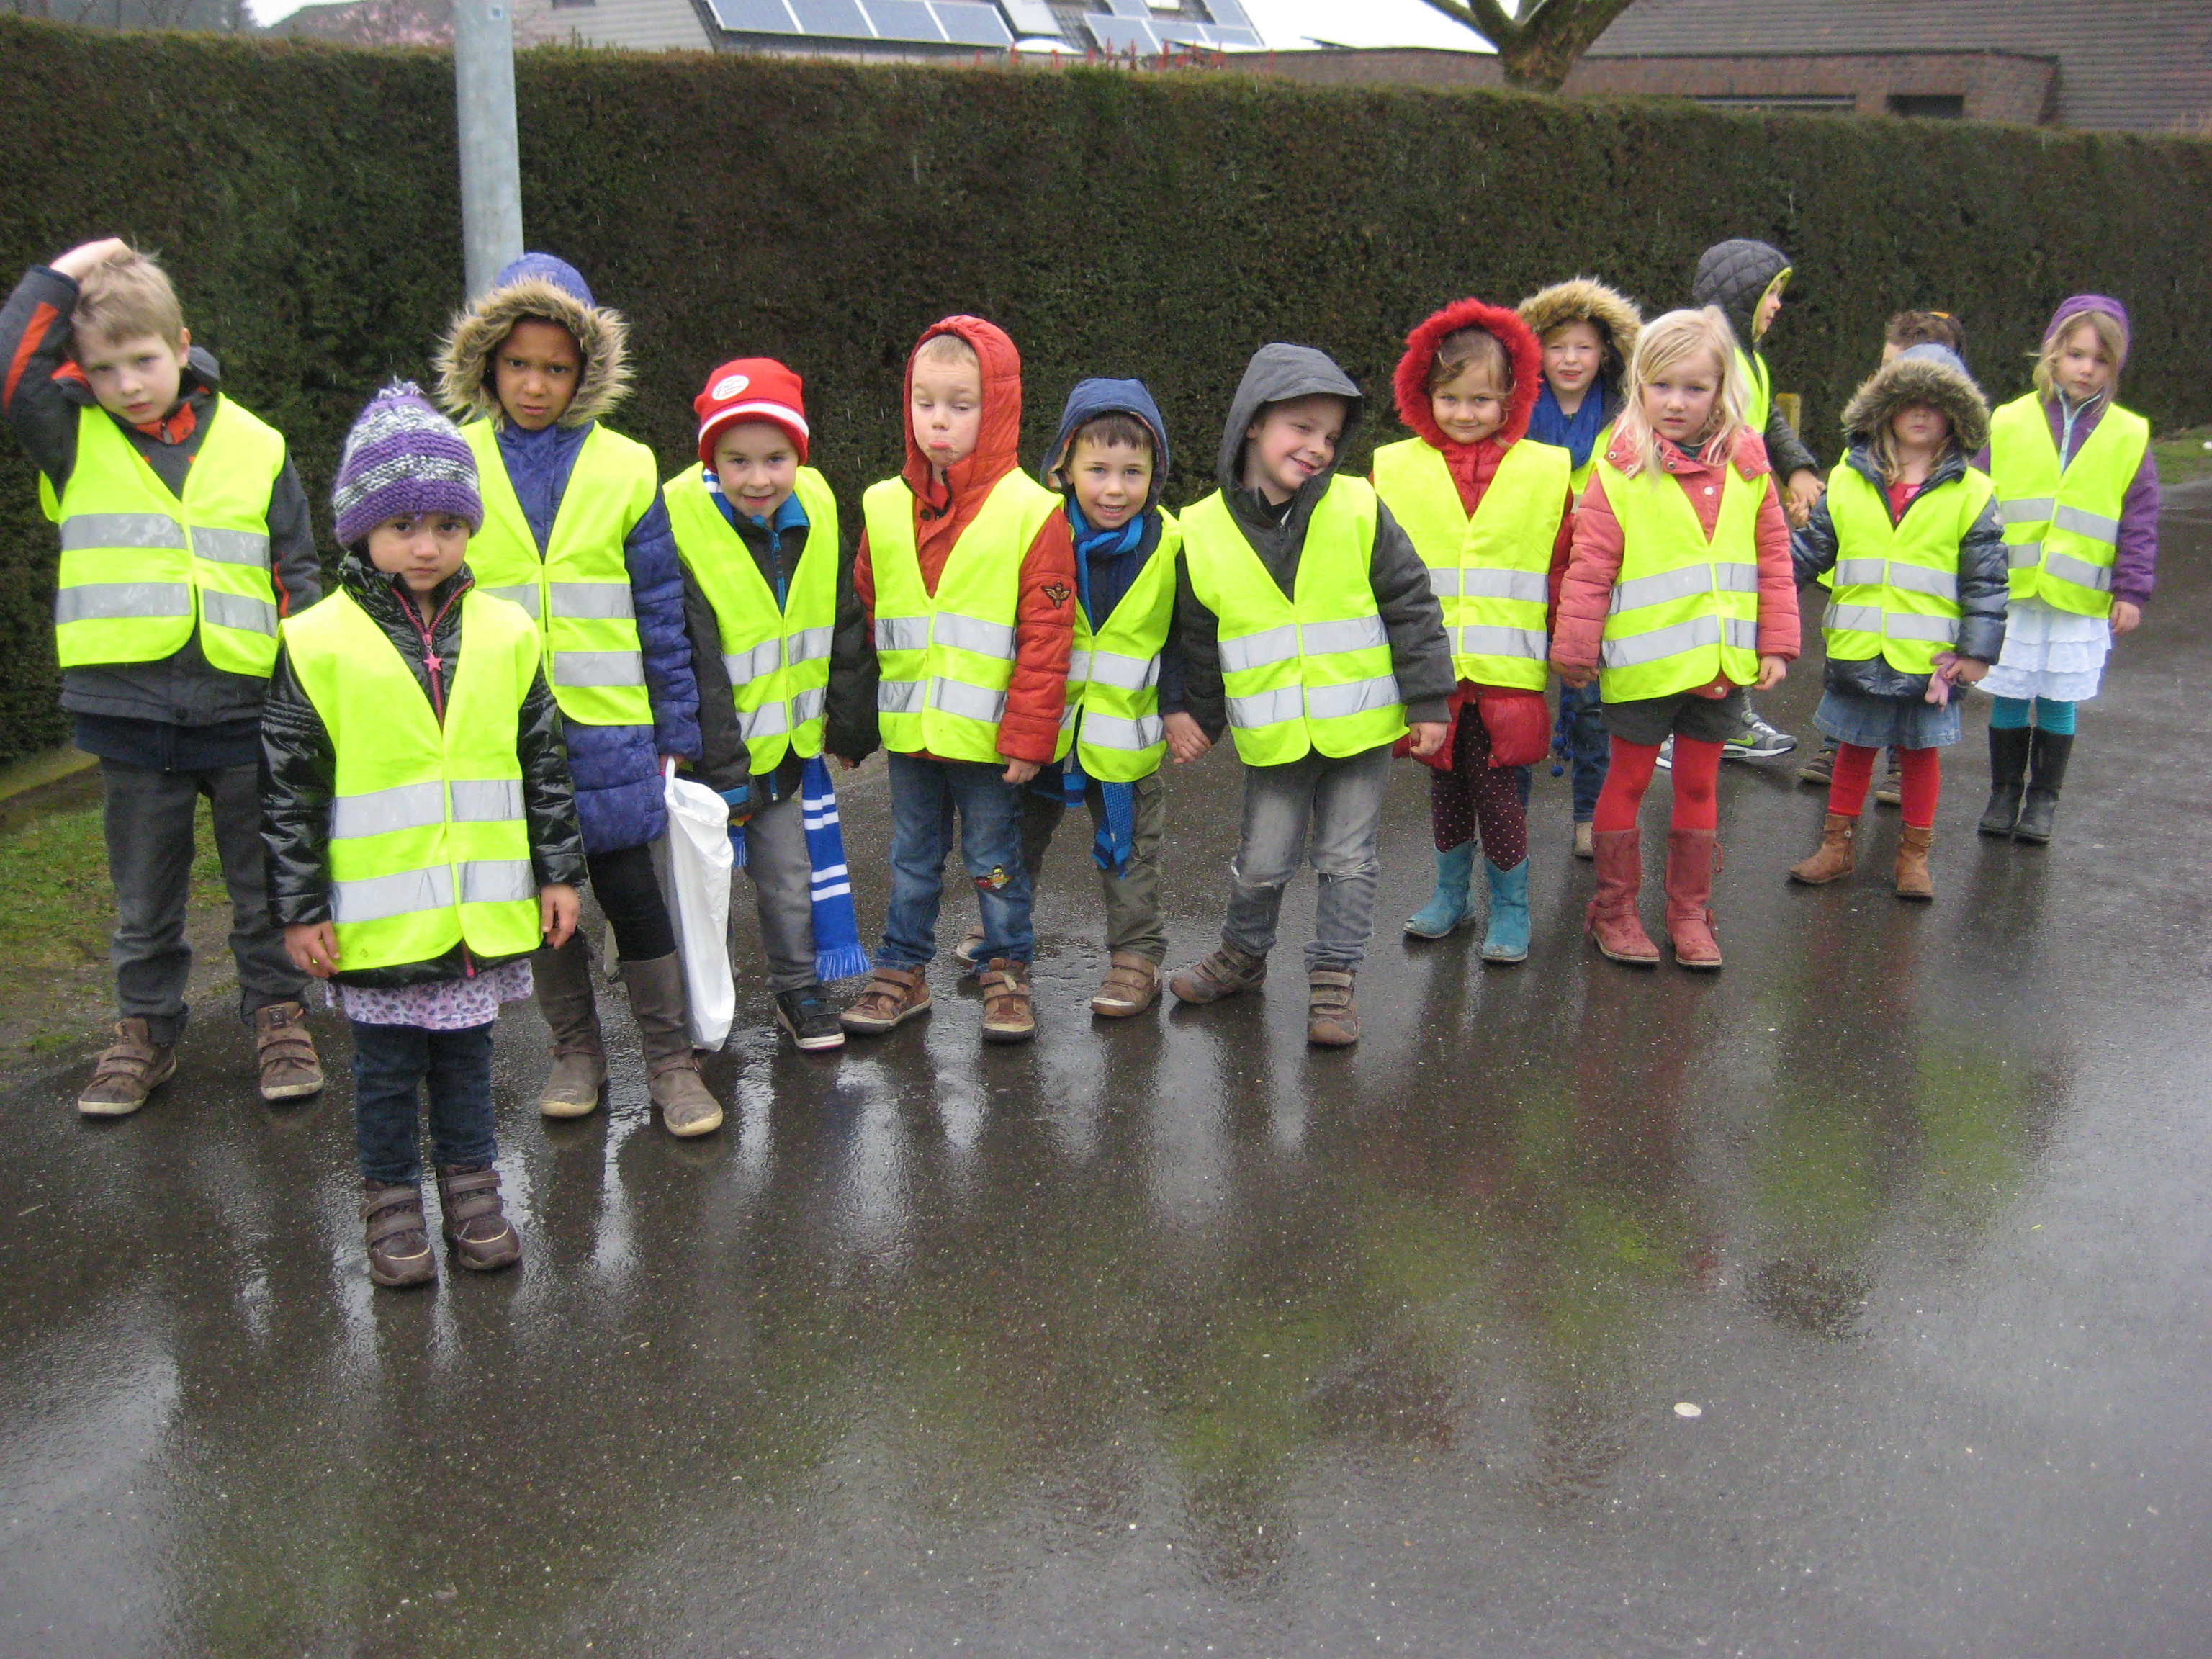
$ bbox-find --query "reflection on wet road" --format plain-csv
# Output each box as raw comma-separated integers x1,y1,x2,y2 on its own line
4,490,2210,1657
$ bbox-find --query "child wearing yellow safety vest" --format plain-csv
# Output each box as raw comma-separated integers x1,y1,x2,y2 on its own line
1550,308,1799,973
1785,346,2008,902
434,253,721,1140
1376,297,1574,966
673,359,877,1053
1974,296,2159,848
260,383,585,1290
838,318,1079,1047
1,238,328,1116
1169,344,1456,1047
948,378,1188,1019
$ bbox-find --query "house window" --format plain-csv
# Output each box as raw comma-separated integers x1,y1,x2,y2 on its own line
1889,94,1966,119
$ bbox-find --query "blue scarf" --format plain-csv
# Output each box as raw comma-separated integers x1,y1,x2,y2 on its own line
1039,500,1141,873
1527,381,1610,471
728,757,868,982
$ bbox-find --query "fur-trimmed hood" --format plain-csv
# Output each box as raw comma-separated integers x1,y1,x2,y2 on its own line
434,255,632,429
1841,345,1990,454
1516,277,1642,384
1392,297,1542,449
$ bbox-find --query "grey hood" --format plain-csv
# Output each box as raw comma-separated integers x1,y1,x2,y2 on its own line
1216,343,1364,492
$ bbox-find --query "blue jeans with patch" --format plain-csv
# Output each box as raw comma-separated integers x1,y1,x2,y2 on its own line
876,753,1033,969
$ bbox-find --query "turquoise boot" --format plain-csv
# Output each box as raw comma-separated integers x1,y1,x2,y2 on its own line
1405,842,1478,938
1480,858,1531,963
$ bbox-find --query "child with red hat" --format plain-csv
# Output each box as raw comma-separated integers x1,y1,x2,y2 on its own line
667,358,878,1051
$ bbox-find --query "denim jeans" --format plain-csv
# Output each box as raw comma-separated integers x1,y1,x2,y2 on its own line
877,753,1033,969
1220,744,1392,971
1558,681,1610,823
351,1020,498,1187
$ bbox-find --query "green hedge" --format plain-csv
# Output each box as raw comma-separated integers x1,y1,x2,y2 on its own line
3,15,2208,763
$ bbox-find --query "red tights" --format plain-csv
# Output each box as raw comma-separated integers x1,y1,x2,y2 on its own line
1591,735,1722,833
1829,744,1939,827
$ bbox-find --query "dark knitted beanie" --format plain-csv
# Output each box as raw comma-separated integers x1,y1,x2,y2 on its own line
332,379,483,547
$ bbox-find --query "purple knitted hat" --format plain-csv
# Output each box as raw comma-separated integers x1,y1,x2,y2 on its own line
332,379,482,547
2045,295,2129,350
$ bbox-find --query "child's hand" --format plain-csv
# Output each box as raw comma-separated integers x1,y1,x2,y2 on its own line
539,884,580,949
837,754,862,770
1755,655,1789,691
1949,657,1990,685
1407,721,1449,760
1002,759,1041,786
1551,659,1595,690
1784,469,1825,529
2110,601,2141,636
284,922,340,980
50,238,132,280
1164,711,1212,764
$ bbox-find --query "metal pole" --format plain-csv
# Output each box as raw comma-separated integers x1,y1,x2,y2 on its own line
453,0,524,300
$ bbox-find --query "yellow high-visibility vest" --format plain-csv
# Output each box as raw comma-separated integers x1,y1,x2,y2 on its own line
1592,458,1765,702
1065,512,1180,781
1988,392,2147,619
1820,464,1992,675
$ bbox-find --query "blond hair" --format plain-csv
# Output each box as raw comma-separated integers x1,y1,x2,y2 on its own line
914,331,979,371
1611,306,1748,480
2032,309,2127,397
71,247,184,351
1428,326,1511,394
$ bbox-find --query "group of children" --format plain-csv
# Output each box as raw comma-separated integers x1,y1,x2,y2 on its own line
1,233,2157,1287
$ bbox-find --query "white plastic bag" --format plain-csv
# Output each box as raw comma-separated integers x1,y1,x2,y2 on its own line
649,760,734,1051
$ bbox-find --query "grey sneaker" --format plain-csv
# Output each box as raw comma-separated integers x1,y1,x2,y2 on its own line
1725,711,1798,760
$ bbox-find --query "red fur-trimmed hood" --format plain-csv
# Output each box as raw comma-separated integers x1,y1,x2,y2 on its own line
1393,297,1543,451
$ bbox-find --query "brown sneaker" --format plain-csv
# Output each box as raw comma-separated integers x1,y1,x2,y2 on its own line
435,1164,521,1273
253,1002,324,1102
1089,952,1161,1018
361,1181,436,1288
77,1019,176,1118
979,958,1035,1043
953,923,987,967
840,965,932,1035
1167,942,1267,1005
1307,967,1359,1046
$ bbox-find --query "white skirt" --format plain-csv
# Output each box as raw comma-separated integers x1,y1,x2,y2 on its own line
1980,596,2110,703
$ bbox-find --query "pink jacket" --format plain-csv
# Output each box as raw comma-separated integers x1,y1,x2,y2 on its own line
1549,427,1799,696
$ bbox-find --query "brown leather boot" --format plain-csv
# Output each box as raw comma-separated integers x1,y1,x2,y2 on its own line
361,1182,436,1288
1894,823,1936,901
1788,813,1858,885
1307,966,1359,1046
979,958,1036,1043
1089,952,1161,1018
253,1002,325,1102
76,1018,176,1117
1168,940,1267,1004
1664,828,1723,971
840,965,932,1035
533,936,606,1119
1585,830,1658,966
435,1164,521,1272
623,953,724,1138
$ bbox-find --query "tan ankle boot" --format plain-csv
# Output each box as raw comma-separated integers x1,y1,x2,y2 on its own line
534,937,607,1118
1894,823,1936,901
1789,813,1858,885
622,953,724,1138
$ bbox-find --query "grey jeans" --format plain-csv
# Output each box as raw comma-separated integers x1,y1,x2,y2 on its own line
732,784,817,992
101,758,307,1043
1016,770,1168,963
1219,744,1393,971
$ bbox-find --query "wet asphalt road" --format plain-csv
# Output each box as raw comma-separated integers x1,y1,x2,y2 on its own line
4,487,2210,1659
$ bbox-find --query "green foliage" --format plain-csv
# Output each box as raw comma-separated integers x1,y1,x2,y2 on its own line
2,15,2208,761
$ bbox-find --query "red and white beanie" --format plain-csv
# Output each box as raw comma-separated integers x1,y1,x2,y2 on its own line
694,358,809,464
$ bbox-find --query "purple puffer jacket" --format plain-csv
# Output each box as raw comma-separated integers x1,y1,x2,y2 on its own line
497,419,700,854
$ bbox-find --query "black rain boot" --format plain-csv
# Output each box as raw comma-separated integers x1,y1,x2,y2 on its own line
2013,729,2073,845
1977,725,2031,837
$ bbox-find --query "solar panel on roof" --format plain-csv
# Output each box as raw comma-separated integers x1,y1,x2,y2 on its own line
1087,12,1155,51
709,0,799,30
1105,0,1148,17
1209,25,1257,45
1201,0,1249,26
862,0,940,37
1153,18,1210,45
1000,0,1062,35
789,0,870,32
930,0,1010,42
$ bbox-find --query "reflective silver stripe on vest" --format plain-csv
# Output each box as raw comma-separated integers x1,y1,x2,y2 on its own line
1609,562,1758,613
1220,623,1298,674
1998,495,2054,526
935,611,1016,658
1457,624,1547,660
2044,552,2113,592
1428,568,1462,598
484,584,542,619
459,859,534,905
202,589,277,637
333,865,453,924
59,512,185,551
1833,559,1958,603
1306,673,1403,720
1601,614,1759,669
930,676,1007,725
742,702,791,741
1087,650,1160,693
54,582,192,624
1460,568,1549,604
1825,603,1957,644
191,527,270,567
2007,542,2043,569
1227,683,1305,729
451,779,524,822
876,614,929,653
2052,503,2121,542
722,638,786,685
553,649,646,687
1831,559,1888,588
789,685,827,727
1067,649,1092,687
1059,703,1079,732
1301,616,1389,656
1081,711,1164,751
787,626,834,664
549,582,635,621
878,676,925,714
330,781,445,840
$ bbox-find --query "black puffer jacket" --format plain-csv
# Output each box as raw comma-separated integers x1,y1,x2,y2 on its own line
1691,238,1821,484
1790,349,2008,703
260,554,587,988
